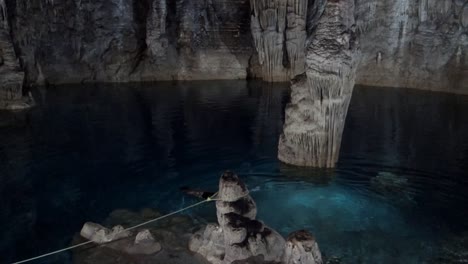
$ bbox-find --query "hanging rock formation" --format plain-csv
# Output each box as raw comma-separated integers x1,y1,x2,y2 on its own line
278,0,359,167
189,171,323,264
0,0,31,110
249,0,308,81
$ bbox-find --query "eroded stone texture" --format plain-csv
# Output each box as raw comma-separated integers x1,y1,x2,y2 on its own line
4,0,253,85
0,0,31,110
278,0,359,167
283,230,323,264
356,0,468,93
249,0,308,81
189,171,291,264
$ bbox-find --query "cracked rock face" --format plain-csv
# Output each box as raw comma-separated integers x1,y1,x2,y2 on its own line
249,0,308,81
3,0,253,85
278,0,359,168
356,0,468,93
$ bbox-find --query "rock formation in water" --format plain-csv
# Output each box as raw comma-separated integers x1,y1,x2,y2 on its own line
189,171,323,264
278,0,359,167
0,0,32,110
2,0,253,85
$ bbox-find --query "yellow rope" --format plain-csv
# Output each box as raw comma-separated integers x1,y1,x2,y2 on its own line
11,192,219,264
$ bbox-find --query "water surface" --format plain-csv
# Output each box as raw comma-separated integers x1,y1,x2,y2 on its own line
1,81,468,263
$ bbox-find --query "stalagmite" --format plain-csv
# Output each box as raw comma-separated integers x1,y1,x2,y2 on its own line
278,0,359,167
250,0,308,82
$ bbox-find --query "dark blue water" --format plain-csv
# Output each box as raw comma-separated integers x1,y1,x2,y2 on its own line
1,81,468,263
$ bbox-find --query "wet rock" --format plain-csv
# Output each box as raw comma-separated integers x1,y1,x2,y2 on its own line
283,230,323,264
80,222,131,244
124,229,162,255
278,0,359,168
190,171,319,264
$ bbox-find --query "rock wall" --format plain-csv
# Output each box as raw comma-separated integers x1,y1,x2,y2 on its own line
4,0,253,85
278,0,359,167
356,0,468,93
1,0,467,94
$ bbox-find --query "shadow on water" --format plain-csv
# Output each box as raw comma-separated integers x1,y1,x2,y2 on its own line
1,82,468,263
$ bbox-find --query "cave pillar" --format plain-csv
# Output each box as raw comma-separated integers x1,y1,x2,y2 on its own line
278,0,359,167
250,0,308,82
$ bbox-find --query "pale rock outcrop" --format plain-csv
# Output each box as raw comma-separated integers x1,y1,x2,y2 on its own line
80,222,162,255
189,171,322,264
283,230,322,264
250,0,308,81
278,0,359,167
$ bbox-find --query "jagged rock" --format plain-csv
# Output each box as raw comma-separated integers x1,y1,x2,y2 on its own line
135,229,155,244
283,230,323,264
218,171,250,202
190,171,318,264
80,222,131,244
125,229,162,255
278,0,359,168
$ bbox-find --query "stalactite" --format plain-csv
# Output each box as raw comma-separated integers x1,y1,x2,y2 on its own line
250,0,308,82
278,0,359,168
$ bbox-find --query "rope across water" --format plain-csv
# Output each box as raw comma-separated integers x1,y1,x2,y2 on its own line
11,192,219,264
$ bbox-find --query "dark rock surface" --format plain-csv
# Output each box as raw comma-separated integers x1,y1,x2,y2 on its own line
4,0,254,85
0,0,465,94
0,0,32,110
356,0,468,93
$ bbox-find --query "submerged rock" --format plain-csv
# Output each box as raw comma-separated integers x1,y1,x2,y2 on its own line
370,172,409,193
189,171,322,264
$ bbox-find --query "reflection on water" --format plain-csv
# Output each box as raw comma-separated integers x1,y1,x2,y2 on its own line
0,82,467,263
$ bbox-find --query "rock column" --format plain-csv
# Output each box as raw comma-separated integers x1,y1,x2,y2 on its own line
250,0,308,82
278,0,359,167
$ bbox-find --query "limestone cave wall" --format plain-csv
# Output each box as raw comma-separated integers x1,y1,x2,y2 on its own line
0,0,466,92
356,0,468,94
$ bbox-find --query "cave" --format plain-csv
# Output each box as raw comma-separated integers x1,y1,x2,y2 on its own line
1,0,468,263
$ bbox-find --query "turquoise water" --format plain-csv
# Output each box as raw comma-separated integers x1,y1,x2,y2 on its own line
1,81,467,263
